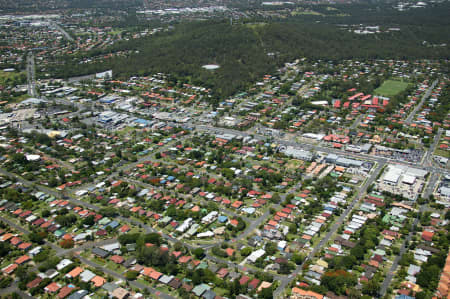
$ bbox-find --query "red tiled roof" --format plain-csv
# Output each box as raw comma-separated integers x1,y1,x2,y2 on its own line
58,286,76,298
239,275,250,285
26,277,42,289
18,242,32,250
2,263,17,274
110,255,124,264
178,256,191,263
15,255,30,265
45,282,60,293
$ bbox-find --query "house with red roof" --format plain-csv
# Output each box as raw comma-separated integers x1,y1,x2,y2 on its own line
217,268,229,279
15,255,30,265
66,266,84,279
10,236,22,246
292,287,323,299
149,270,162,280
178,256,192,264
239,275,250,285
110,255,124,264
225,248,235,257
12,209,22,216
422,230,434,242
248,278,260,290
229,219,239,227
44,282,61,293
26,277,42,289
18,242,32,251
2,263,17,275
119,225,130,233
58,285,76,298
91,275,106,287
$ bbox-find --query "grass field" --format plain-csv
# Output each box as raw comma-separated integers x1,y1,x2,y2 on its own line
0,70,26,86
434,148,450,158
374,79,410,97
0,71,28,104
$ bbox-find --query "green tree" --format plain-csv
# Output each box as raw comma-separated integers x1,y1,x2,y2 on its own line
193,248,205,259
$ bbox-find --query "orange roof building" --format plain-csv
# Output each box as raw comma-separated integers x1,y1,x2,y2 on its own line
91,275,106,287
422,230,434,242
1,233,13,242
66,266,83,278
149,270,162,280
141,267,155,277
15,255,30,265
2,263,17,275
231,201,243,209
45,282,61,293
291,287,324,299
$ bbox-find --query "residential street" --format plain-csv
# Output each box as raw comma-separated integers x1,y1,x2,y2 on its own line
74,254,176,299
273,161,386,298
405,80,438,125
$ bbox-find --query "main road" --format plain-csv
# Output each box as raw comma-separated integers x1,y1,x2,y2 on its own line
197,124,450,177
423,127,443,167
49,21,74,42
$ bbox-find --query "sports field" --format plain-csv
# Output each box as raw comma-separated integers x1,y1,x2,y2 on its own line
374,79,410,97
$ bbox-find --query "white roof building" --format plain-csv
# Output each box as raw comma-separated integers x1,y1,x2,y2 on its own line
56,259,73,271
102,242,120,252
247,249,266,263
402,175,416,185
383,167,402,184
197,231,214,238
80,270,96,282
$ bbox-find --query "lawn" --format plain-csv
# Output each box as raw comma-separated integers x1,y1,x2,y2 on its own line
137,278,152,286
0,70,28,104
8,93,29,104
213,287,228,296
93,256,107,266
374,80,410,97
285,159,304,171
117,126,137,136
434,148,450,158
105,261,126,273
0,70,26,86
109,29,123,36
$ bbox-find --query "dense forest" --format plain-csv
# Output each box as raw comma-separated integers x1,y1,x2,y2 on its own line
46,2,450,99
0,0,142,11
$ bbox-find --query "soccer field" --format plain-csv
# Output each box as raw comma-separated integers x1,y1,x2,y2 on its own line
374,80,410,97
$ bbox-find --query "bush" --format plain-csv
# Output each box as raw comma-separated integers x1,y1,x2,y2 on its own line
292,253,305,265
211,246,227,258
28,232,45,244
241,247,252,257
0,276,12,289
60,239,74,249
125,270,139,280
193,248,205,259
